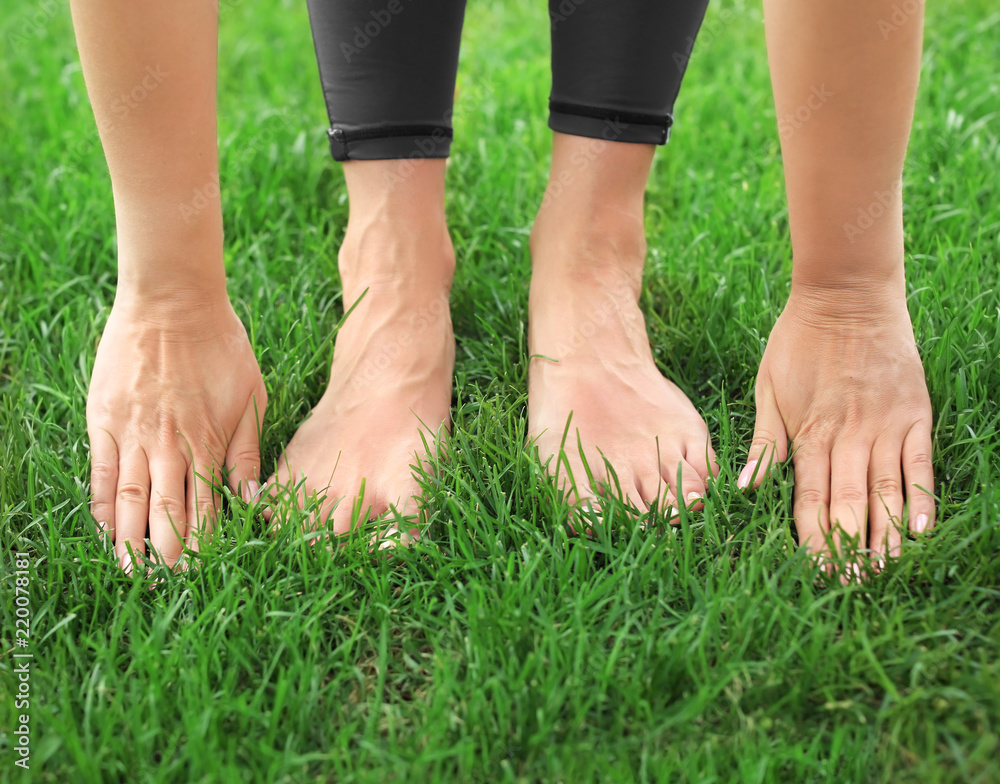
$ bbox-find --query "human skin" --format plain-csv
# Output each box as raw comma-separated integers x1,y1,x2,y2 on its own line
73,0,935,573
71,0,267,572
527,133,718,526
742,0,935,568
261,157,455,545
529,0,935,573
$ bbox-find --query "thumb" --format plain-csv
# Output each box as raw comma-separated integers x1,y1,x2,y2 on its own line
739,384,788,490
227,385,267,503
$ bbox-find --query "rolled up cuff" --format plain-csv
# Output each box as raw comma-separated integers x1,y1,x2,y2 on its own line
547,100,672,145
327,124,453,161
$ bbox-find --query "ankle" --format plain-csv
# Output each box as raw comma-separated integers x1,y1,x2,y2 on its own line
338,219,454,300
530,205,646,295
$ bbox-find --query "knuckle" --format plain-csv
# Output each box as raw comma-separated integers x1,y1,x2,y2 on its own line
795,487,827,507
906,450,934,470
834,484,868,505
229,450,260,469
91,460,118,483
151,494,186,522
193,495,219,521
115,534,145,554
90,500,114,523
869,477,902,498
117,482,150,505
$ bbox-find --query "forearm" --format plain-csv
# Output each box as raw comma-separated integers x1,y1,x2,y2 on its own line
763,0,924,290
69,0,226,301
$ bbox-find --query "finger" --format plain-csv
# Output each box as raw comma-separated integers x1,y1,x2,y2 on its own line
89,427,119,539
186,451,222,554
740,384,789,490
868,439,905,561
828,441,871,562
147,454,188,569
115,448,151,574
902,420,935,534
226,385,267,503
790,441,830,557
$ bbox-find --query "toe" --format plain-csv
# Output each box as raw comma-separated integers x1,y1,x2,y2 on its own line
679,460,708,511
684,432,719,483
659,453,705,511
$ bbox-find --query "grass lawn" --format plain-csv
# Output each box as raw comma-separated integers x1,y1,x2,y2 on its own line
2,1,999,781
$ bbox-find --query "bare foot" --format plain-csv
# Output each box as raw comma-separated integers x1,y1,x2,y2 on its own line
88,292,268,572
740,279,935,569
527,216,718,528
263,218,455,542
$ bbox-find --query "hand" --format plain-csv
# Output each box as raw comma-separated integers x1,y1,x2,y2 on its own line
87,294,267,572
740,283,935,570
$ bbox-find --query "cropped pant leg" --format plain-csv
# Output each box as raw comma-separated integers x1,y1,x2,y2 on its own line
306,1,710,161
548,0,710,145
306,0,467,161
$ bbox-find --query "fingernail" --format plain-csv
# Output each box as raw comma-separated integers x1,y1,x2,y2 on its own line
737,460,757,490
915,513,929,533
244,480,261,503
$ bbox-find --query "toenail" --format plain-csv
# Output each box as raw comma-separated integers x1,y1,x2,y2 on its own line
686,492,702,503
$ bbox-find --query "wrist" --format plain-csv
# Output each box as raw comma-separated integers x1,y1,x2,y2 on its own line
113,203,228,304
790,241,906,295
786,272,909,327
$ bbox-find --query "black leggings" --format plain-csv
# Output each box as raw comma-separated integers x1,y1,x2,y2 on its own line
307,1,710,161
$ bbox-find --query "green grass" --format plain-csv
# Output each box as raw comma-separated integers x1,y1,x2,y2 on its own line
2,1,1000,781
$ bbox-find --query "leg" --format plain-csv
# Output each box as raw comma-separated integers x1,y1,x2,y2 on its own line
264,1,466,540
529,0,714,524
71,0,267,572
742,0,934,569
